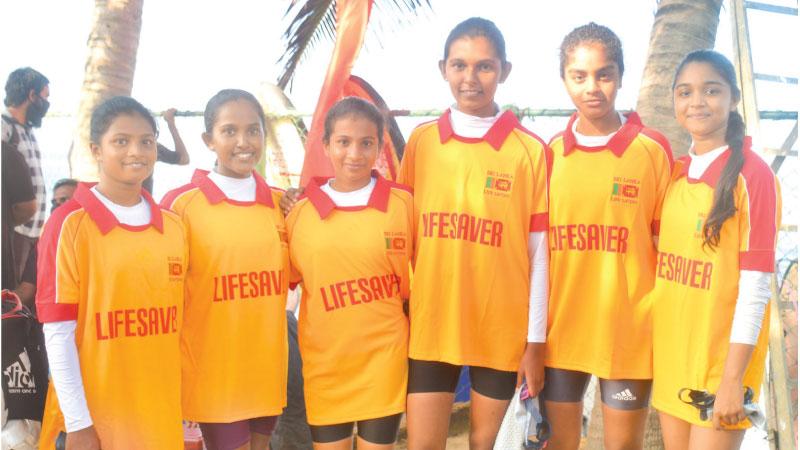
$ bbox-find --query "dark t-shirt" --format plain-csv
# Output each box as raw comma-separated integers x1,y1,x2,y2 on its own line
142,143,181,193
2,141,35,289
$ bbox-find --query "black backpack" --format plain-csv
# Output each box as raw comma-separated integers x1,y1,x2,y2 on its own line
2,290,48,421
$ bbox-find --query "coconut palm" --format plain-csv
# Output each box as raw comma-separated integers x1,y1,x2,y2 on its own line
277,0,431,90
69,0,144,181
636,0,725,157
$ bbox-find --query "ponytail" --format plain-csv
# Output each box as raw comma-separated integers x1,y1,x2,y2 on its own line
702,110,745,249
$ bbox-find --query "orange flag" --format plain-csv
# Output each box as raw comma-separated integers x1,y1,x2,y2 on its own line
300,0,373,186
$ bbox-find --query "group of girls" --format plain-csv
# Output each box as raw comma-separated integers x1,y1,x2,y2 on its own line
35,14,780,450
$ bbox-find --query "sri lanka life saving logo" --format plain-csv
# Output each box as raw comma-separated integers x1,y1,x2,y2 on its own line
694,212,707,239
611,176,640,204
384,231,407,256
168,256,183,281
484,170,513,198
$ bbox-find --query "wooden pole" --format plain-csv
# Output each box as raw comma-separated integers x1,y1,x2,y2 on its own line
768,281,796,450
729,0,761,140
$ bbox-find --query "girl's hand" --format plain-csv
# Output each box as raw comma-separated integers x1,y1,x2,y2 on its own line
66,425,101,450
712,379,746,430
280,187,304,216
517,342,545,397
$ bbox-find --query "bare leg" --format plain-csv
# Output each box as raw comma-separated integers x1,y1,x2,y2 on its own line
658,411,691,450
313,437,353,450
542,400,583,450
468,389,511,450
356,435,395,450
688,424,745,450
601,405,648,450
406,392,454,450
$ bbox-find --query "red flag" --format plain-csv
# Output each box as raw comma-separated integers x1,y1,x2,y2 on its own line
300,0,373,186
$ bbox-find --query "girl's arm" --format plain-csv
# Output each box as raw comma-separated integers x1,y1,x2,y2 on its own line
713,343,755,429
518,231,548,396
43,320,94,432
713,270,771,429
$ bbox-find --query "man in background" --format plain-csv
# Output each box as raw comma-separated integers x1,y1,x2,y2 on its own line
50,178,77,213
144,107,190,193
1,140,35,291
1,67,50,287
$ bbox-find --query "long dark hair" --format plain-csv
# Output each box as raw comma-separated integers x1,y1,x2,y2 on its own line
673,50,745,249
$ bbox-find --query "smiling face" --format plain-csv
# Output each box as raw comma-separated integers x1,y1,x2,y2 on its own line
673,61,739,150
202,99,265,179
439,35,511,118
91,113,157,187
562,43,621,130
324,115,380,191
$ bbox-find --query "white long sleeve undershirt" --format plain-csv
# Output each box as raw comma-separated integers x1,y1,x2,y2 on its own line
43,321,92,432
527,232,549,343
44,188,151,432
688,145,771,345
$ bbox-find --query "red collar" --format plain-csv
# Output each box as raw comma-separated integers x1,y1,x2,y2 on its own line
191,169,275,207
436,109,520,150
562,111,643,157
73,182,164,235
674,137,752,187
304,170,391,219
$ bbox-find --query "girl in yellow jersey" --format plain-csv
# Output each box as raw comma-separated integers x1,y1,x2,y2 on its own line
286,97,413,449
37,96,186,450
398,17,551,450
543,23,674,450
651,50,780,450
161,90,288,450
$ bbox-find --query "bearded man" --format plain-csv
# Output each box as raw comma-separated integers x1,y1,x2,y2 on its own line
2,67,50,287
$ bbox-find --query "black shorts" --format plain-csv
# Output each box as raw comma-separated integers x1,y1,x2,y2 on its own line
309,413,402,444
541,367,652,410
407,359,517,401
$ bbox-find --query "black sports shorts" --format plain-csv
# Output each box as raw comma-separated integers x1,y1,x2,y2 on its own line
309,413,402,444
541,367,652,410
407,359,516,401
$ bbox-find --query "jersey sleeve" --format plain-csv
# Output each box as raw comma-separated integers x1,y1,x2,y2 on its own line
648,134,674,237
391,192,414,300
159,184,195,215
36,209,80,322
285,204,303,287
738,167,781,272
397,129,419,188
528,142,550,232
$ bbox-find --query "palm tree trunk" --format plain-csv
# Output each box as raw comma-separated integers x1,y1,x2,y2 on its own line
636,0,724,157
69,0,144,181
584,2,725,449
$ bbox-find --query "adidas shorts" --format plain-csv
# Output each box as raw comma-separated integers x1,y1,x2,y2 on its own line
542,367,651,410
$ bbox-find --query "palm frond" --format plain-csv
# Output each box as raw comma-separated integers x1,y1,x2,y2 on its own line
277,0,431,90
